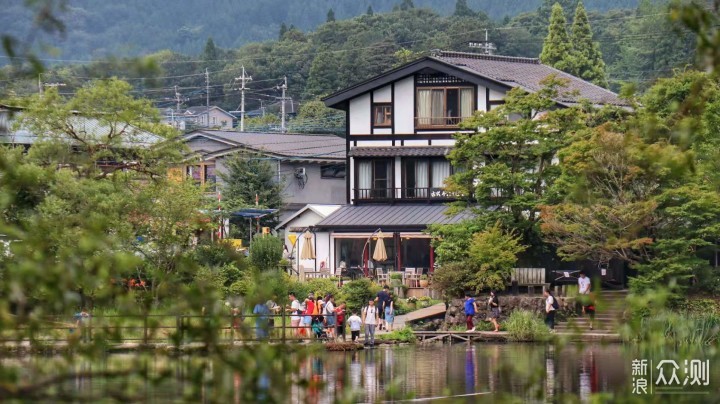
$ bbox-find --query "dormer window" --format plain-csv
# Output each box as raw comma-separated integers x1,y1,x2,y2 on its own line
373,104,392,127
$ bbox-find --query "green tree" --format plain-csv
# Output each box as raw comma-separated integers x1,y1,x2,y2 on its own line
278,22,288,40
567,1,607,87
219,151,283,230
326,8,336,23
367,5,374,16
400,0,415,11
432,223,526,296
539,3,572,71
454,0,475,17
249,235,283,270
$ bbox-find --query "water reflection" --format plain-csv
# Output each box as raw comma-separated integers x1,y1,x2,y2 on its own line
4,343,718,402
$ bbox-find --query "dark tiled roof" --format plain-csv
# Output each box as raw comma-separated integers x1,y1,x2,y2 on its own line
315,204,473,230
434,51,627,106
349,146,452,158
186,130,346,160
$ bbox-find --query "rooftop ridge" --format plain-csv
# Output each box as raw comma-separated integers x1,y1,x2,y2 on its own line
435,50,540,65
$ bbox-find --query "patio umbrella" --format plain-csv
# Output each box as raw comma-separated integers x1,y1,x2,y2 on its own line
300,231,315,260
372,231,388,262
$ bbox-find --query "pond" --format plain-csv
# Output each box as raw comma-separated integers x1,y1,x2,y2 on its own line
3,343,718,402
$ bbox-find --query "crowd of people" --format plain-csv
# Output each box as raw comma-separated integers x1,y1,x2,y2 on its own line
284,285,397,346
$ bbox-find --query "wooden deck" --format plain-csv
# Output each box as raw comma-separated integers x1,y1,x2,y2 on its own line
413,330,622,343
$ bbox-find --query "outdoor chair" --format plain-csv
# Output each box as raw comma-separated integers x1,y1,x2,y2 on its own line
404,268,420,287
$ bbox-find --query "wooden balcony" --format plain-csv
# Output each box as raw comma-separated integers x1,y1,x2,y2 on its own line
415,116,471,129
353,187,462,203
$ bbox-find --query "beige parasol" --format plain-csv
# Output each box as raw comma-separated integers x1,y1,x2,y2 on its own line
300,231,316,260
372,231,388,262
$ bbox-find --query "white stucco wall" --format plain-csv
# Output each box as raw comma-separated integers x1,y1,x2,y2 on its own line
349,93,371,135
489,88,505,101
477,85,488,112
394,77,415,134
373,85,392,103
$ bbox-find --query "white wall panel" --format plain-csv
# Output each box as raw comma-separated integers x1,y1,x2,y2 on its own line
373,85,392,103
349,93,371,135
394,77,415,134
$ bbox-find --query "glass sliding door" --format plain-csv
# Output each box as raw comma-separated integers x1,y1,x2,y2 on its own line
355,159,393,200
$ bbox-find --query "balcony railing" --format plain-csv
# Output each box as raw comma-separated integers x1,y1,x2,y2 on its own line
415,116,472,129
354,187,463,202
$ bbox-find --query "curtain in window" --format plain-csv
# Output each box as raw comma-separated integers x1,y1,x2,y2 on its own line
432,160,451,189
417,90,432,126
431,89,444,125
375,107,385,125
460,88,473,119
416,160,429,197
358,161,372,198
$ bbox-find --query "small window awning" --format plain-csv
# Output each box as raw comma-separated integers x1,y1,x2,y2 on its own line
348,146,452,158
314,204,473,231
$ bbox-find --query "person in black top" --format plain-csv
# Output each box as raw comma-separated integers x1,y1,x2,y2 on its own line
487,290,500,332
375,285,390,331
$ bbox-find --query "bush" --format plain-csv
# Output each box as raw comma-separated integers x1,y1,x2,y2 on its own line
193,241,247,268
340,278,378,312
505,310,550,342
249,235,283,270
627,311,720,347
377,326,416,343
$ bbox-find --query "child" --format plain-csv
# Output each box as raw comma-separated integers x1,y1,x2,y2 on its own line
347,311,362,342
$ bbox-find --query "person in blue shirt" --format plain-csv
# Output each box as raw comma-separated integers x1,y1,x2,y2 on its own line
464,292,478,332
253,302,271,340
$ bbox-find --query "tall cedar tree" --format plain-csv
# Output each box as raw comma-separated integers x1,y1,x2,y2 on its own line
568,1,607,87
219,152,283,228
539,3,572,71
326,9,336,23
454,0,475,17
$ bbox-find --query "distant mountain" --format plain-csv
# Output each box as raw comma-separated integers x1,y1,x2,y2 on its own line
1,0,638,61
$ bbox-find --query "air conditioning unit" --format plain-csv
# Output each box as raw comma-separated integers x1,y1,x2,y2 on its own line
294,167,306,178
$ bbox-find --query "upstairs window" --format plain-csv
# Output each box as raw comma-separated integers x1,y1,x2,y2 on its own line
416,87,474,128
373,104,392,127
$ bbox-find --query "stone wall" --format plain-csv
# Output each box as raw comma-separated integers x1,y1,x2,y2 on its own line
443,295,575,330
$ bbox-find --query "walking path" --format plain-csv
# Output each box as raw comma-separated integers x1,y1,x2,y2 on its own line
393,303,446,329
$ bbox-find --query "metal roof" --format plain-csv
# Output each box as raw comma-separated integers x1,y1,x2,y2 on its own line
314,204,473,230
349,146,452,158
183,130,346,161
323,51,628,109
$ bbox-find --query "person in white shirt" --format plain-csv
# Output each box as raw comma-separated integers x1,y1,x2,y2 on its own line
578,271,591,315
287,292,302,337
544,288,556,331
324,295,336,339
362,299,379,346
347,311,362,342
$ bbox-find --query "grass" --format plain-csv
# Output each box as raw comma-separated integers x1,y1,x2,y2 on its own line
625,311,720,347
504,310,550,342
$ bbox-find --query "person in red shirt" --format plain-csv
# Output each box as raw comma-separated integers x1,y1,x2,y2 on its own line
335,303,346,341
303,293,315,337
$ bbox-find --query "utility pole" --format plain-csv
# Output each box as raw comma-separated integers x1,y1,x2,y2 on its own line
277,76,288,133
205,68,210,128
235,66,252,132
38,73,42,95
467,29,496,55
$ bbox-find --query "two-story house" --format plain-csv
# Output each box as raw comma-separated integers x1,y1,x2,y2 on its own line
179,130,346,223
292,51,629,278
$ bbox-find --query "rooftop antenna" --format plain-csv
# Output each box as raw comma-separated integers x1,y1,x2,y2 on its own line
468,29,496,55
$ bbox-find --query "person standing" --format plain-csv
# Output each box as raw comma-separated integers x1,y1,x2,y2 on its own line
464,292,478,332
287,292,302,337
544,288,557,331
362,299,379,346
303,293,316,336
324,295,336,339
578,271,591,315
347,311,362,342
253,301,271,340
375,286,390,331
487,290,500,332
335,303,347,341
384,294,395,332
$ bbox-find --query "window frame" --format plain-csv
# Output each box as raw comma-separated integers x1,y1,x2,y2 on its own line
415,86,475,129
354,158,394,200
401,157,454,198
372,103,393,128
320,164,346,179
183,162,217,192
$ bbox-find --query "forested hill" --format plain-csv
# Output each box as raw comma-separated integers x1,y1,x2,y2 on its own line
2,0,638,59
